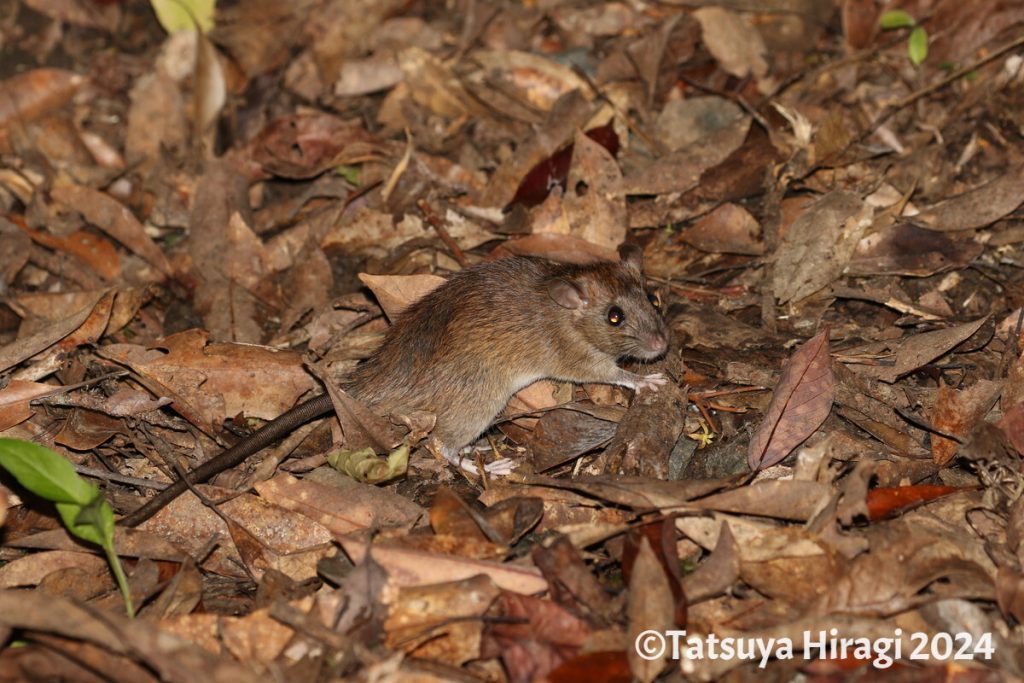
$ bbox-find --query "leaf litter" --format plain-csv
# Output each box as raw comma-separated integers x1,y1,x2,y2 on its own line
0,0,1023,681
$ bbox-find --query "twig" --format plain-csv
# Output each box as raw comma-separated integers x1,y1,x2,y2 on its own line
74,465,169,490
836,33,1024,174
417,199,467,266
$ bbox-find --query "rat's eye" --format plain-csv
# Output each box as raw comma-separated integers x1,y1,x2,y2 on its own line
607,306,625,326
647,292,661,310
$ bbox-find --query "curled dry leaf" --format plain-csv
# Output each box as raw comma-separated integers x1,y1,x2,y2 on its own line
748,330,835,470
0,380,54,431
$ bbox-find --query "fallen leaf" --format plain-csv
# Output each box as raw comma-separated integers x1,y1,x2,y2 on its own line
748,330,835,470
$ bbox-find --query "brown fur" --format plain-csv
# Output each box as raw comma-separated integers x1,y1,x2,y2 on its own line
345,255,669,455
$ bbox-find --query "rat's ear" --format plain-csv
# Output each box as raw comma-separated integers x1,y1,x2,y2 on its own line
618,243,644,271
547,277,589,309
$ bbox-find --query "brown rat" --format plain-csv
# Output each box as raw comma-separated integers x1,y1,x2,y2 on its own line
120,245,669,526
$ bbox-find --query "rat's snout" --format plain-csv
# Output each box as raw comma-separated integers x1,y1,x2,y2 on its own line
643,331,669,357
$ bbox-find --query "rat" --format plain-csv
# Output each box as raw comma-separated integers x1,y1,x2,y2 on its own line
119,244,669,526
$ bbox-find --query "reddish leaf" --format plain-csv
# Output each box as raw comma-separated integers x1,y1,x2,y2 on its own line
548,650,632,683
748,329,835,469
509,122,619,208
622,519,686,627
865,485,963,521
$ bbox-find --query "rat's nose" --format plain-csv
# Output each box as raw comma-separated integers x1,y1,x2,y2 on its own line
645,332,668,356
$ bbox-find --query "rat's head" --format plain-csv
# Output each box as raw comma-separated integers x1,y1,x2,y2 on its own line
546,245,670,360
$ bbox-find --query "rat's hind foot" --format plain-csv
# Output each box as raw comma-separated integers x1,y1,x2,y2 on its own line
440,445,517,476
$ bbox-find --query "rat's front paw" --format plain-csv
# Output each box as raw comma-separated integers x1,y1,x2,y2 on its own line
633,373,668,392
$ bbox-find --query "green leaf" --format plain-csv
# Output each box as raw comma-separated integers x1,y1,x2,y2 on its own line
150,0,215,33
0,438,132,617
56,497,115,547
880,10,916,29
908,27,929,65
0,439,97,505
335,164,362,186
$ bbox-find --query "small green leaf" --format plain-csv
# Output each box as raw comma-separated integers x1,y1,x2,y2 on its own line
0,439,97,505
150,0,215,33
57,496,115,547
908,27,929,65
880,10,916,29
335,164,362,186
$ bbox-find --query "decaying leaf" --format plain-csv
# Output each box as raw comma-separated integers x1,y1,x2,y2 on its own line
748,330,835,470
773,191,874,304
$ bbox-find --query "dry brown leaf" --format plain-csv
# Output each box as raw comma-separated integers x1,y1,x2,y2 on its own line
694,480,832,522
930,380,1004,465
682,521,739,603
358,272,446,321
125,70,186,168
467,49,590,118
773,191,873,304
99,328,315,429
877,316,990,383
0,550,107,589
693,7,768,82
0,69,84,152
51,184,173,278
385,575,497,663
334,56,403,96
626,537,674,682
487,591,590,682
561,130,627,251
0,290,108,374
681,202,763,255
255,472,423,536
0,380,53,431
19,224,121,281
497,233,620,264
748,330,835,470
339,536,548,594
914,163,1024,232
848,222,984,276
